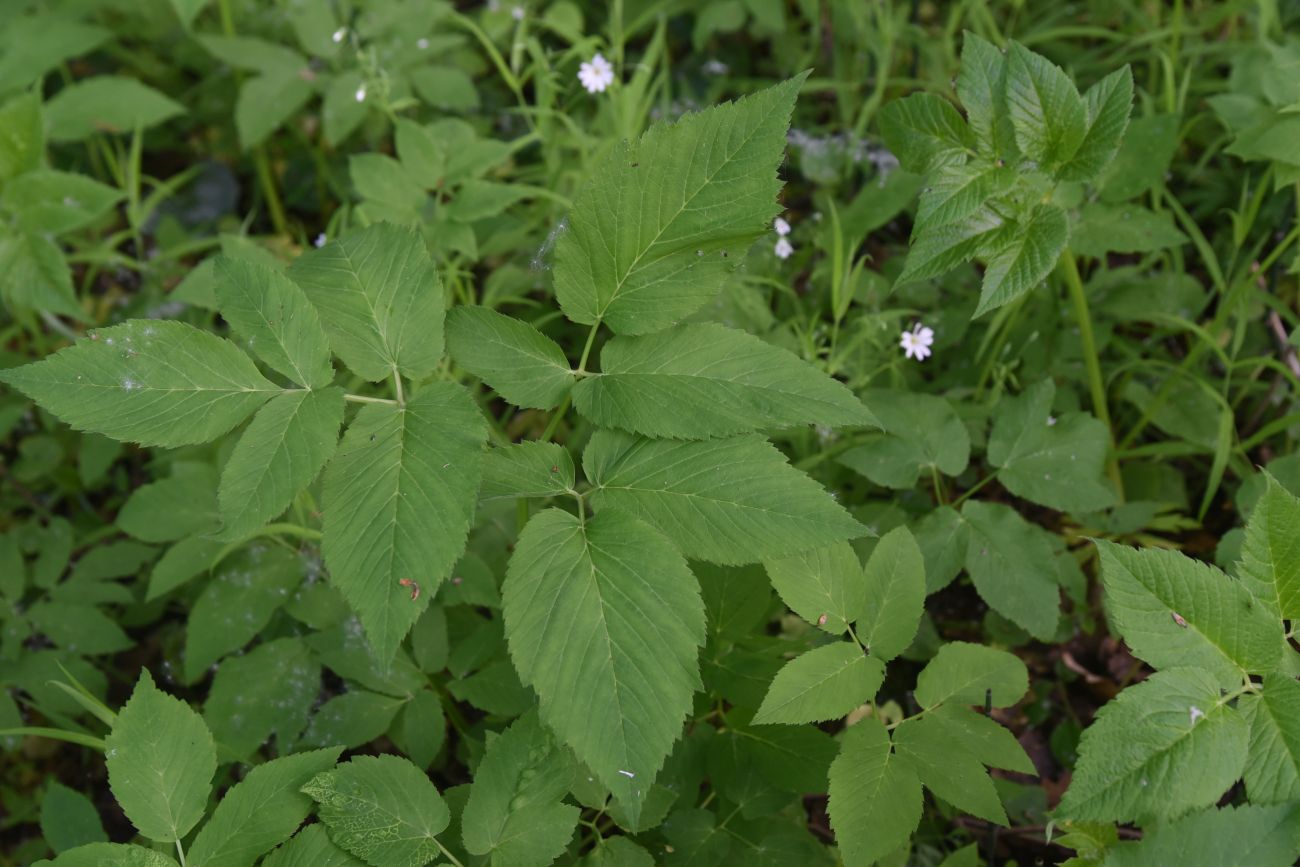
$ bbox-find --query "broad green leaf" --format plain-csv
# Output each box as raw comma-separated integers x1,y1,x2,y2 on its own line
1241,673,1300,804
27,601,131,655
184,545,303,681
214,257,334,389
480,441,576,500
45,76,184,141
1096,540,1283,687
827,717,923,867
765,541,864,634
894,714,1007,825
461,711,580,865
1003,42,1088,168
288,223,445,382
147,536,222,600
987,380,1115,512
389,689,445,769
218,388,344,539
205,638,319,763
879,92,976,174
838,391,970,487
118,463,219,543
1102,804,1300,867
1238,474,1300,619
262,826,364,867
1058,667,1248,823
554,76,803,334
168,0,209,29
974,204,1068,317
39,843,178,867
105,670,216,842
350,154,424,213
956,32,1017,160
187,748,343,867
0,230,84,319
586,430,864,565
0,15,108,94
0,92,42,182
1101,114,1180,203
753,642,883,724
503,508,704,822
925,704,1035,774
3,170,123,235
445,307,575,410
573,323,877,438
1060,66,1134,182
394,119,445,187
913,162,1015,236
697,562,772,641
1071,203,1187,258
962,501,1061,640
234,71,314,150
40,781,108,854
913,505,969,593
857,526,925,660
322,383,487,660
896,207,1005,287
0,320,279,448
302,755,450,866
914,641,1028,709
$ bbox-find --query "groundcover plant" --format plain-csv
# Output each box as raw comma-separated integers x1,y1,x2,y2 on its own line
4,1,1300,865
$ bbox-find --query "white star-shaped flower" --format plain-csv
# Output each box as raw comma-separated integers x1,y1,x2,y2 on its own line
578,54,615,94
774,216,791,236
899,322,934,362
774,237,794,259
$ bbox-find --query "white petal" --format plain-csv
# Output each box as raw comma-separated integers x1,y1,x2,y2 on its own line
774,217,791,236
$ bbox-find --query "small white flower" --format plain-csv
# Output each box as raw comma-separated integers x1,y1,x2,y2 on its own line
314,233,327,248
355,84,367,103
703,59,728,76
899,322,934,362
578,53,615,94
1047,415,1057,426
417,37,429,50
331,27,346,43
512,5,525,19
774,216,791,236
774,237,794,259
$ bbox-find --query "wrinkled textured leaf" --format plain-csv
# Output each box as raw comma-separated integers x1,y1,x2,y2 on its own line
1004,42,1087,168
974,204,1068,317
1241,674,1300,804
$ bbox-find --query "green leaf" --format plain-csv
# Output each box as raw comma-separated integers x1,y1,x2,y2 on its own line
974,204,1068,317
765,541,864,635
234,71,315,151
503,508,704,822
925,704,1035,774
827,717,923,867
184,545,303,681
987,380,1115,512
0,231,84,320
1057,667,1248,823
204,638,319,763
187,748,343,867
586,430,865,565
879,93,977,174
857,526,926,660
40,843,178,867
2,170,123,235
288,224,445,382
894,714,1007,825
461,711,580,865
45,76,184,141
1003,42,1088,168
1059,66,1134,181
962,501,1061,640
118,464,219,543
350,154,424,212
40,781,108,854
323,383,486,660
480,441,576,500
1241,673,1300,804
896,208,1005,287
147,536,222,600
1096,540,1283,687
389,689,445,769
262,826,364,867
838,391,970,487
573,323,877,438
1238,473,1300,619
302,754,450,867
956,32,1017,160
1071,203,1187,258
0,92,43,182
214,257,334,389
218,388,345,539
445,307,575,410
27,601,132,655
913,162,1015,236
1102,804,1300,867
105,670,216,843
914,641,1028,709
554,76,803,334
0,320,280,448
753,642,883,724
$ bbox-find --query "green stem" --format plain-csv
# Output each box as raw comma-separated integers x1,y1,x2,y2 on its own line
433,840,466,867
0,727,106,750
391,366,406,407
175,840,189,867
576,322,600,373
344,393,398,406
254,147,289,237
1058,249,1124,501
538,394,571,444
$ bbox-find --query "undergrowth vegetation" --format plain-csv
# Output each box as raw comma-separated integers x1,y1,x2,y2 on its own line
3,1,1300,865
